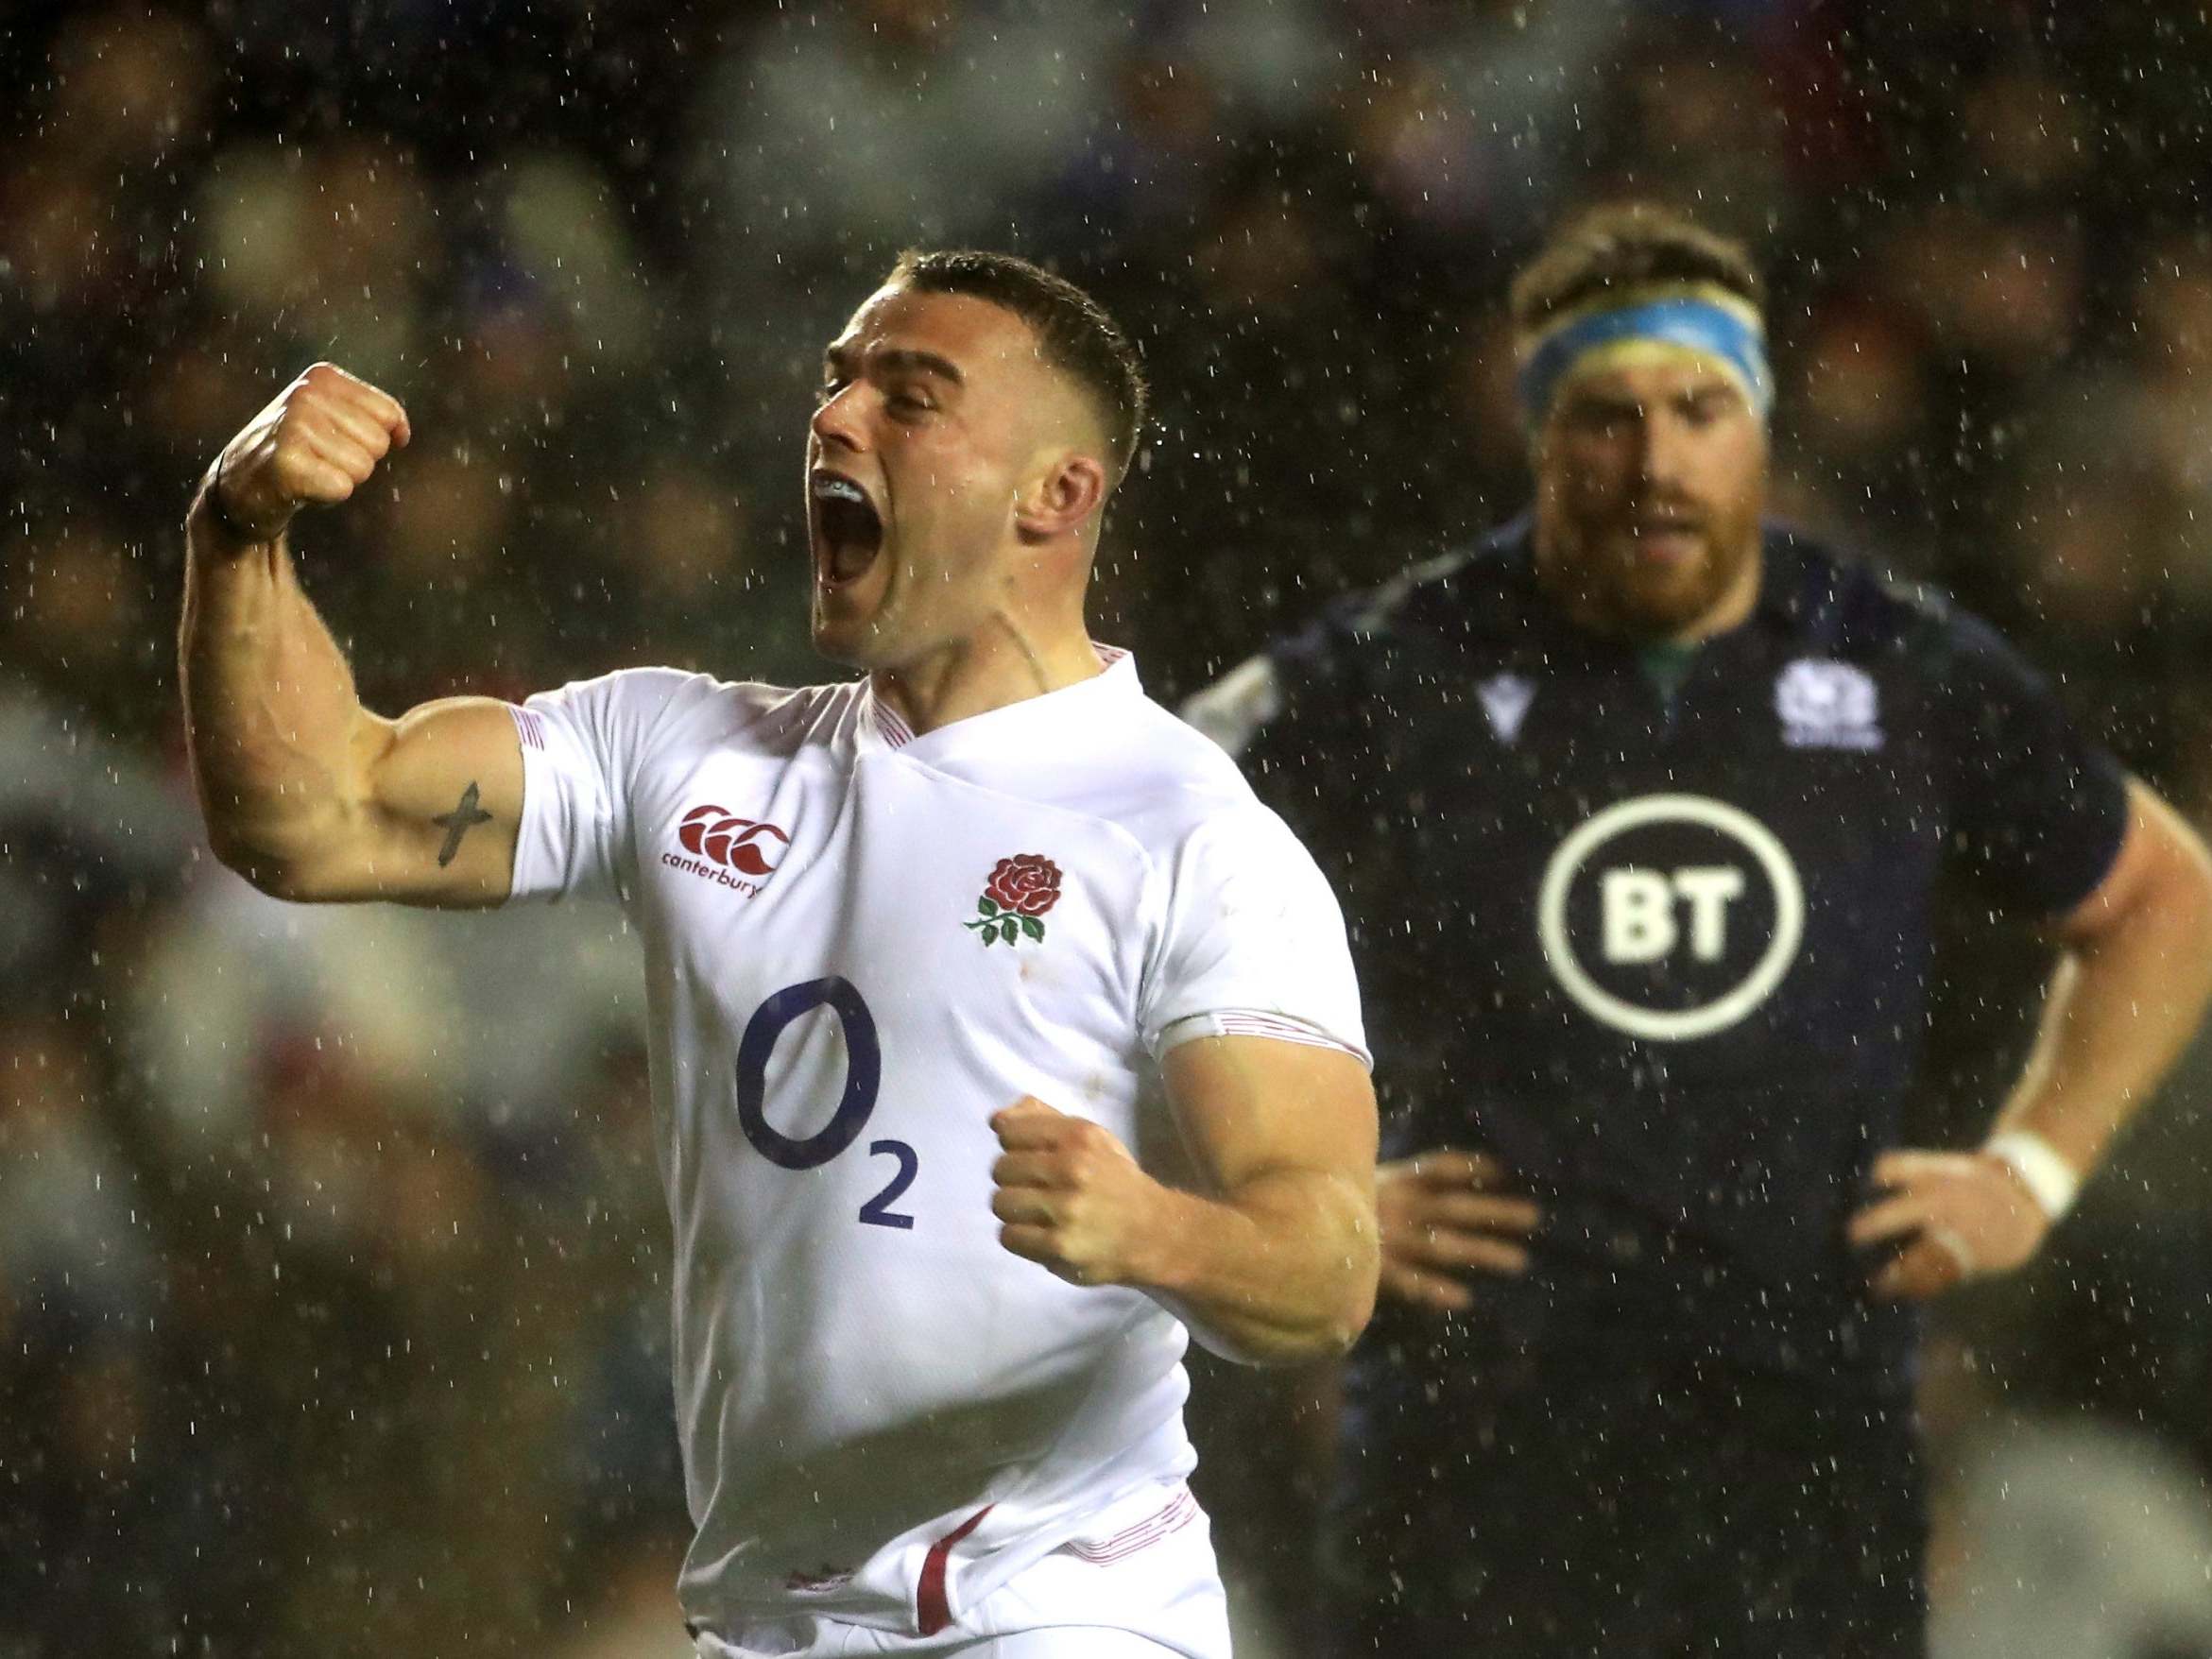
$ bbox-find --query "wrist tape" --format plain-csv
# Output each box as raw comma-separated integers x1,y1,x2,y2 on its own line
1982,1130,2082,1221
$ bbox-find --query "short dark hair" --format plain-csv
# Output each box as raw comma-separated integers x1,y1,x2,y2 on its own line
1509,203,1765,334
888,248,1148,484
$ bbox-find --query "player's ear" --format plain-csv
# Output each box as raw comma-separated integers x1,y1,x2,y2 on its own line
1014,451,1106,542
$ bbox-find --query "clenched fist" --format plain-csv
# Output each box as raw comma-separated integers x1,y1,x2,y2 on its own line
205,363,412,542
990,1096,1166,1288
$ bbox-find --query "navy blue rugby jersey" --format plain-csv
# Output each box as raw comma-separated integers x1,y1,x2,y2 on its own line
1190,521,2128,1381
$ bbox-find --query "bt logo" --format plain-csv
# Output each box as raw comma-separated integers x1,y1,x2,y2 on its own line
1537,795,1804,1041
1600,865,1745,964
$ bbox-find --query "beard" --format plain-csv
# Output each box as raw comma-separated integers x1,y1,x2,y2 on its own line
1540,494,1763,641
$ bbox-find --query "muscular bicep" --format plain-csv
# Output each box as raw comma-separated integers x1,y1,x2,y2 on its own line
296,696,524,907
1160,1035,1379,1204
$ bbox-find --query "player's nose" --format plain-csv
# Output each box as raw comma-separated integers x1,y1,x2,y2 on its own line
810,383,867,453
1637,411,1696,487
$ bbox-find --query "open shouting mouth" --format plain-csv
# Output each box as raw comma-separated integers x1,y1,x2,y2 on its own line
810,470,884,589
1623,505,1706,566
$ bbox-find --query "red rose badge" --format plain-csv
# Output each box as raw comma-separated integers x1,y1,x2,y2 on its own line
965,854,1062,947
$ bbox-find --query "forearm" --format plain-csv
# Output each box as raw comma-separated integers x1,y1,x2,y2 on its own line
1132,1167,1378,1366
180,487,385,888
1996,875,2212,1176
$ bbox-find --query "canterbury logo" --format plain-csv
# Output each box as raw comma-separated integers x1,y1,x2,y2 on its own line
677,805,790,878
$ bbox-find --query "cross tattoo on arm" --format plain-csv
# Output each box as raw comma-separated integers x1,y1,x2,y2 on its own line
433,781,493,867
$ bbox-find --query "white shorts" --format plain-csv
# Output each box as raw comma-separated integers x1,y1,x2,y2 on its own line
694,1483,1231,1659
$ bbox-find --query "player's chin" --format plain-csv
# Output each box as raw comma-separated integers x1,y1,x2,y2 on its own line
809,607,876,667
809,570,895,663
1612,545,1722,626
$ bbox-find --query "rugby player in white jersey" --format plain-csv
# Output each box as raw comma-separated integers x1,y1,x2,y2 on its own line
178,250,1381,1657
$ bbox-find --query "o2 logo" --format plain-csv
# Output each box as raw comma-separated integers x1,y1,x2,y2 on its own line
736,977,916,1228
1536,795,1804,1042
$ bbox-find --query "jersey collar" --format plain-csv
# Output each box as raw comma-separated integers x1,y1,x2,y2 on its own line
861,644,1139,757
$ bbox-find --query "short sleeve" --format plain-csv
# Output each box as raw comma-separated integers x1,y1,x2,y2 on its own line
1941,611,2130,916
506,667,702,906
1140,803,1370,1069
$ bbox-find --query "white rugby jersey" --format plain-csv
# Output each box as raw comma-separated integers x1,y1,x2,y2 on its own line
505,649,1366,1640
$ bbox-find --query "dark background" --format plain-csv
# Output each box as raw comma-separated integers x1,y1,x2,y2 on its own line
6,3,2212,1653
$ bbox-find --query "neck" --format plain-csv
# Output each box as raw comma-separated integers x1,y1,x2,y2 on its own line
1659,547,1762,644
871,607,1105,735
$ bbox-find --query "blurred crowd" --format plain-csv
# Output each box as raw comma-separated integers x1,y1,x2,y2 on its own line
6,1,2212,1653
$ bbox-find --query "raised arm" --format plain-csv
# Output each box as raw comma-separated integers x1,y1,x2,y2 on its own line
990,1036,1380,1365
180,363,525,908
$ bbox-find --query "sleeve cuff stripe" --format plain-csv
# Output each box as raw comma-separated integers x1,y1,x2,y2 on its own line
1157,1010,1371,1066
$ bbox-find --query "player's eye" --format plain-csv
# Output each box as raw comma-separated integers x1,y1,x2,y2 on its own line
1569,402,1638,435
886,389,934,419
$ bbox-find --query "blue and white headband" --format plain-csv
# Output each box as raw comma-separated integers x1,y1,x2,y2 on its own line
1516,287,1774,428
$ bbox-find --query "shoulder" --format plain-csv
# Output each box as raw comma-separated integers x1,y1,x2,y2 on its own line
1072,689,1269,831
1124,701,1338,887
1183,521,1535,755
527,667,860,761
532,664,777,717
1031,687,1324,871
1763,525,1964,663
1288,521,1535,668
1763,528,2082,723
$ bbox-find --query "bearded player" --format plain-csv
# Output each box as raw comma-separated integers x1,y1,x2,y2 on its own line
180,250,1380,1658
1190,204,2212,1655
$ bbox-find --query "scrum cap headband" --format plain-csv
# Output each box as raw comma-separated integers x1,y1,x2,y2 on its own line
1517,286,1773,427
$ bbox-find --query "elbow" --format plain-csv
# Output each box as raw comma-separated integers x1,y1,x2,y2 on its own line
203,821,328,903
202,816,260,883
1260,1310,1369,1369
1238,1246,1380,1369
2142,818,2212,983
195,764,369,904
1321,1192,1383,1357
1312,1250,1381,1360
2185,839,2212,940
1276,1193,1382,1364
2125,785,2212,942
1307,1235,1382,1362
1341,1268,1380,1352
205,832,291,899
1230,1303,1372,1369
